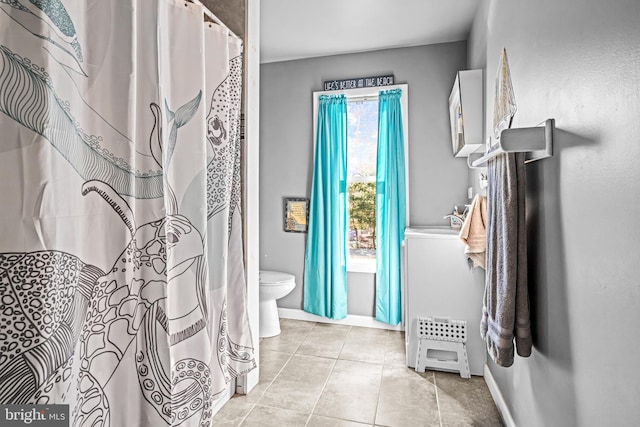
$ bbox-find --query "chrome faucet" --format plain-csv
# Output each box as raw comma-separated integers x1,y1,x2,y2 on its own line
443,214,464,227
444,205,468,228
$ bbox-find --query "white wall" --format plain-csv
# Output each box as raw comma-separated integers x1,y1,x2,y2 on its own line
260,42,470,315
468,1,640,425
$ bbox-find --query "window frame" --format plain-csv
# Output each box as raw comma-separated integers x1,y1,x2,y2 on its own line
312,84,410,274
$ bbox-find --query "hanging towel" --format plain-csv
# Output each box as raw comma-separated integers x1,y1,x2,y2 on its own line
459,194,487,269
480,152,532,367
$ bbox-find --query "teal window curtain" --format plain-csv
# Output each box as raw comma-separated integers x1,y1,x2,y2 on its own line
303,94,348,319
375,89,406,325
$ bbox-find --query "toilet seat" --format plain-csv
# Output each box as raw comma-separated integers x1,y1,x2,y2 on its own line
260,270,295,285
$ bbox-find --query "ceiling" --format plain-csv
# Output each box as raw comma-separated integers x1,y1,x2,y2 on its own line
260,0,480,64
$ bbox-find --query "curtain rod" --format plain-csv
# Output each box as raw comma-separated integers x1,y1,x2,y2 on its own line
187,0,241,40
347,95,379,102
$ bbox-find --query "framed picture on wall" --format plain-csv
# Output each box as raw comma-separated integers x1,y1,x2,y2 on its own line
283,198,309,233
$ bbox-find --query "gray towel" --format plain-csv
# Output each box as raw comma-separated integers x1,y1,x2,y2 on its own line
481,152,532,367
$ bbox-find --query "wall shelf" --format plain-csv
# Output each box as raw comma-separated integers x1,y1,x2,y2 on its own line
468,119,555,168
449,70,484,157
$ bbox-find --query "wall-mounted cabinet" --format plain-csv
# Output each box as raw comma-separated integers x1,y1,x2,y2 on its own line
448,69,483,157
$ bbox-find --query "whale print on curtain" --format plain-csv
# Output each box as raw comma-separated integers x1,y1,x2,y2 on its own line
0,1,255,426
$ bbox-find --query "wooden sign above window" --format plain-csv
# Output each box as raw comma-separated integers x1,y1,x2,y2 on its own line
323,75,394,91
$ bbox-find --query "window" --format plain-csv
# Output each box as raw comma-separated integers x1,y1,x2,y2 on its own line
347,98,378,272
312,85,409,274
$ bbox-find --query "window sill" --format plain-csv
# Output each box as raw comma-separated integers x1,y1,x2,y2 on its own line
347,260,376,274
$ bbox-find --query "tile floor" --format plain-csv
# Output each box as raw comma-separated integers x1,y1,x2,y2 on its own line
212,319,503,427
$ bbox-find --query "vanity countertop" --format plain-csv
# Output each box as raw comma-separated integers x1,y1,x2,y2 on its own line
404,226,459,239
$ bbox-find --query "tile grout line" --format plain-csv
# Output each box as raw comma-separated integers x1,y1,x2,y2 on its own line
335,324,353,361
433,371,444,427
292,321,317,353
372,330,391,427
236,402,255,427
303,323,351,426
303,353,340,426
239,349,295,426
305,323,353,427
243,402,317,425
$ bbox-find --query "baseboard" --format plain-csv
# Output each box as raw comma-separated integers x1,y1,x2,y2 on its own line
483,364,516,427
278,307,404,331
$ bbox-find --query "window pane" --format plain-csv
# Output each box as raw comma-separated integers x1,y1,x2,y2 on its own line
347,99,378,262
347,100,378,180
348,181,376,259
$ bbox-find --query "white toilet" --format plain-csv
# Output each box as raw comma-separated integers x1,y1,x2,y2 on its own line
259,270,296,338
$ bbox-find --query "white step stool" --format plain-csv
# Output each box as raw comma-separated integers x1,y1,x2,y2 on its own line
415,316,470,379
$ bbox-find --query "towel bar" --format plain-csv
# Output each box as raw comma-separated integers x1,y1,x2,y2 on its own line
468,118,555,168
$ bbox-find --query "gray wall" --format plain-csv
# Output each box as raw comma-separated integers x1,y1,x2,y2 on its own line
201,0,245,37
467,0,640,425
260,42,470,315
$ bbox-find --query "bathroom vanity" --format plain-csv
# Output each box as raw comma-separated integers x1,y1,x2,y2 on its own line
402,227,486,375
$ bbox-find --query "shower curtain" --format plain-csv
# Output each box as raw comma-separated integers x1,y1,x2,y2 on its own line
0,1,255,426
